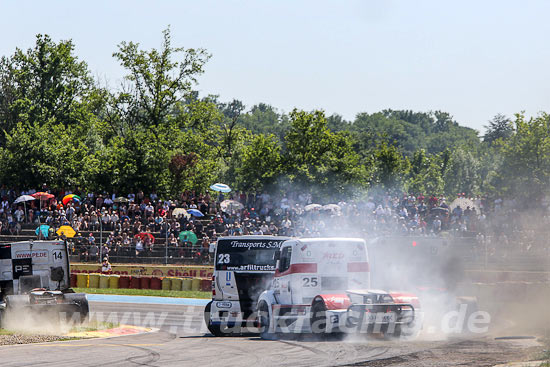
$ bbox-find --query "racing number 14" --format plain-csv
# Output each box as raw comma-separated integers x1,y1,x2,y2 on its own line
53,250,63,261
302,277,318,287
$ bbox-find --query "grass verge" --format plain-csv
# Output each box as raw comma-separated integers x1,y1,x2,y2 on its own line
69,321,119,333
74,287,210,299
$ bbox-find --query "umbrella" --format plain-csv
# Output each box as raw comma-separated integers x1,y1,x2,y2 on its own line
323,204,342,212
431,207,449,216
187,209,204,217
114,197,129,203
135,232,155,242
172,208,190,218
14,195,35,224
209,183,231,193
220,199,244,212
32,192,54,200
32,192,55,217
35,225,50,239
179,230,198,245
449,197,479,214
305,204,323,211
62,194,81,206
56,225,76,238
14,195,35,204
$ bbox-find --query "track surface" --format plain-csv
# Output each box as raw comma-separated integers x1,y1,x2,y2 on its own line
0,301,538,367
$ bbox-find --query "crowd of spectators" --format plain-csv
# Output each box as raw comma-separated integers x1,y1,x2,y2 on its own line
0,184,547,264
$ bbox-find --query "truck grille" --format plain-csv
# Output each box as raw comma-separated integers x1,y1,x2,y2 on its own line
321,277,348,290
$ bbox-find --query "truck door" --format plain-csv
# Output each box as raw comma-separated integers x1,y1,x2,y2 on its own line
274,245,292,305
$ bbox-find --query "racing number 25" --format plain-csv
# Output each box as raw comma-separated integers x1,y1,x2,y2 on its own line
302,277,318,287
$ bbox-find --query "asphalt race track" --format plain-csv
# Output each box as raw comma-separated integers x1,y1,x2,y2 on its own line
0,301,539,367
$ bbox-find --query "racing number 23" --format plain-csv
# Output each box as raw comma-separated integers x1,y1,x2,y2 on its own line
302,277,318,287
218,253,230,264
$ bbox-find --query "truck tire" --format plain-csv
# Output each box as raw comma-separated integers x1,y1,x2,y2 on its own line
310,301,328,335
63,293,89,323
258,301,276,340
204,301,225,337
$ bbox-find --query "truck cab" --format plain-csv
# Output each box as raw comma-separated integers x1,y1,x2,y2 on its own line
257,238,419,338
272,238,370,305
0,240,89,327
204,236,289,336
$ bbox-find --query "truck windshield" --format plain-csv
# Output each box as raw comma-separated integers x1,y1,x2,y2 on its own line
215,238,284,271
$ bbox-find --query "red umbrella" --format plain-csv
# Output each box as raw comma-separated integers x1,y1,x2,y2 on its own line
135,232,155,242
32,191,55,211
32,192,54,200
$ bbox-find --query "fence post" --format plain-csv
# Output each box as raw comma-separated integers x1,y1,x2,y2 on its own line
99,218,103,262
165,222,170,265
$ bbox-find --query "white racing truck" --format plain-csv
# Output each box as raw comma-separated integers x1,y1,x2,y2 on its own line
256,238,421,339
0,240,89,327
204,236,289,336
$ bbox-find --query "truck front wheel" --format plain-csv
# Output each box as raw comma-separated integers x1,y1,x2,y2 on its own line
204,301,225,337
310,301,328,335
258,301,276,340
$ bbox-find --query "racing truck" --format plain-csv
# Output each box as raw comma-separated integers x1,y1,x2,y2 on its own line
204,236,289,336
256,238,420,339
0,240,89,328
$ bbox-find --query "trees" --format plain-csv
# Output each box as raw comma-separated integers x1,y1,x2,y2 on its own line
98,28,216,195
370,142,409,192
0,34,95,137
4,31,550,204
283,109,366,199
112,27,210,129
496,113,550,203
406,149,444,195
233,134,281,192
442,148,480,196
483,113,513,145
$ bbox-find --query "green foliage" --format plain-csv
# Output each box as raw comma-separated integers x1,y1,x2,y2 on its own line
2,30,550,204
112,27,210,128
0,34,95,137
496,113,550,202
370,142,409,192
349,110,480,156
233,133,281,192
0,121,90,189
282,110,366,199
443,147,480,196
483,113,513,145
406,149,444,195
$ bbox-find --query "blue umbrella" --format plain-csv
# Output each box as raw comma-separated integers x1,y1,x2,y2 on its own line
35,225,50,239
187,209,204,217
209,183,231,193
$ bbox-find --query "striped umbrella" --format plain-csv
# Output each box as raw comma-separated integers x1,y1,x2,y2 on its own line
62,194,81,205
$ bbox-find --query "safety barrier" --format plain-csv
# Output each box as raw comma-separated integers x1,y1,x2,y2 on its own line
71,271,211,292
171,277,183,291
119,275,130,288
76,273,89,288
109,274,120,289
99,274,109,289
182,278,192,291
89,273,100,288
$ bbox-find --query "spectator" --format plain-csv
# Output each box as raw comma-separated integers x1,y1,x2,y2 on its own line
101,257,112,273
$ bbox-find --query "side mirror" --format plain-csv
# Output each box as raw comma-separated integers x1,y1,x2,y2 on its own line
273,251,280,261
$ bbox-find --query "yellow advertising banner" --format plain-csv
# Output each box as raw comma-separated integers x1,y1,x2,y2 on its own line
71,263,213,278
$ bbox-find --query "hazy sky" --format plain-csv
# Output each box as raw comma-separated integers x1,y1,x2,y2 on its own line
1,1,549,132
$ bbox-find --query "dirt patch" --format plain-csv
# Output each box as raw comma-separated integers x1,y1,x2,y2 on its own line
0,333,74,346
341,339,542,367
